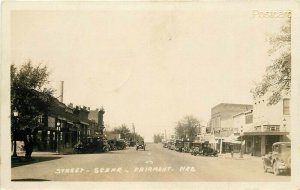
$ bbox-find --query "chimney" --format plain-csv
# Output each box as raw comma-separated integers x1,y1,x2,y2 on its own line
58,81,64,102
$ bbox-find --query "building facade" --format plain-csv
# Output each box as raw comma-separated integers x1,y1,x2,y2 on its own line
241,95,290,156
210,103,253,153
232,110,253,154
88,108,105,136
33,99,105,154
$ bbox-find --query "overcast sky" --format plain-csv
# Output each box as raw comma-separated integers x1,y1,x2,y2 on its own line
11,8,286,142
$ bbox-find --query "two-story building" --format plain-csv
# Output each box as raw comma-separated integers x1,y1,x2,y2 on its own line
240,94,290,156
32,98,105,154
232,110,253,154
210,103,253,153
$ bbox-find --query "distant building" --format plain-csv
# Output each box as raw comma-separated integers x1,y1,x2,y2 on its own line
210,103,253,153
88,108,105,136
232,109,253,154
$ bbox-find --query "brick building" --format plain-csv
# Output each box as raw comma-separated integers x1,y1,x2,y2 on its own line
32,99,105,154
209,103,253,153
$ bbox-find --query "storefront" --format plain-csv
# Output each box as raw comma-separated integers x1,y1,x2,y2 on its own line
243,131,289,156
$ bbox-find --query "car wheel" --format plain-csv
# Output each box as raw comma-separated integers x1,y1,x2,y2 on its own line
273,161,280,176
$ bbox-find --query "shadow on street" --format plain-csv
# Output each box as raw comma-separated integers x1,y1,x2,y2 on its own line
11,156,62,168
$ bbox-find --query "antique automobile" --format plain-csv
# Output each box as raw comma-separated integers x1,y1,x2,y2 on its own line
170,141,176,150
190,142,203,156
183,141,193,153
107,139,126,150
167,141,173,149
108,139,117,151
167,140,175,150
175,139,184,152
73,137,109,154
136,140,146,151
202,142,218,157
163,141,168,148
262,142,291,175
116,139,126,150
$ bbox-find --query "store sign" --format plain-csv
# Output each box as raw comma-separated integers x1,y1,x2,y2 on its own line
48,116,56,128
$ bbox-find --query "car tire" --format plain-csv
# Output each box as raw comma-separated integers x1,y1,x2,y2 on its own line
273,161,280,176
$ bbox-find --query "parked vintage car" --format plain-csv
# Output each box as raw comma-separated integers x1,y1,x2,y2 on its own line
136,140,146,151
73,137,109,154
108,139,126,150
190,141,218,157
202,142,218,157
168,140,175,150
170,142,176,150
175,140,184,152
162,141,168,148
183,141,193,153
190,142,203,156
262,142,291,175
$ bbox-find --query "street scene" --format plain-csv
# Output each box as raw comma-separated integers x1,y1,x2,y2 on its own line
12,144,290,181
4,3,293,186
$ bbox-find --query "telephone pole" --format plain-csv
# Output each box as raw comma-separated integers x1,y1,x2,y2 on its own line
132,123,136,142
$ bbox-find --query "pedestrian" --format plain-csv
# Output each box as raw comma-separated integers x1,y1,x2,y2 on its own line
229,144,234,158
24,135,34,160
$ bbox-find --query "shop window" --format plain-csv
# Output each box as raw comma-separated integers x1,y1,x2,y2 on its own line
37,130,42,142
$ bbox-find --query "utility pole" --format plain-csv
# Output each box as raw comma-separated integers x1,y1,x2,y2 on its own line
164,129,167,140
60,81,64,103
132,123,136,142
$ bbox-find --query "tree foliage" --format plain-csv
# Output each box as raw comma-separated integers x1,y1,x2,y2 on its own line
251,18,291,105
153,133,163,143
174,115,201,141
112,124,131,139
11,60,54,130
111,124,143,141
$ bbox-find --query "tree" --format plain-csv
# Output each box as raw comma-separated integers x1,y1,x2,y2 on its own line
251,18,291,105
174,115,201,141
112,124,131,139
110,124,144,141
153,133,163,143
11,60,54,133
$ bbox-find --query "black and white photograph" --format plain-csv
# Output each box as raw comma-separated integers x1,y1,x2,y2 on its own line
1,1,300,190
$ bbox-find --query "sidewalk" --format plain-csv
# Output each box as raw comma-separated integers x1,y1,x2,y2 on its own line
218,153,262,161
11,151,63,168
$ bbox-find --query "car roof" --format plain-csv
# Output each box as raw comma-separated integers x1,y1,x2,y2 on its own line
273,142,291,146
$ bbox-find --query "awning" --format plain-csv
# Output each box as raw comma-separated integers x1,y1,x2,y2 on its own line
223,134,241,143
243,132,289,136
209,139,218,144
66,121,74,125
225,140,241,144
58,117,67,121
79,121,89,125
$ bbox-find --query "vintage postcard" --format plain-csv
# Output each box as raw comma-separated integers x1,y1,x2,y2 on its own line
1,1,300,190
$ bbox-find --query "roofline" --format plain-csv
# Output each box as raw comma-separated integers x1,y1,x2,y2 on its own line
273,142,291,145
233,109,253,118
212,103,253,109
